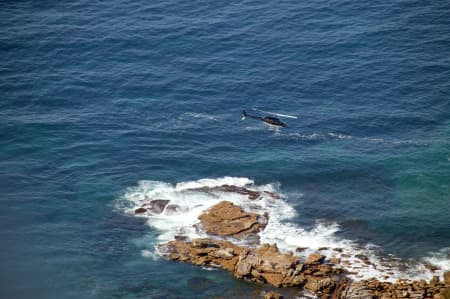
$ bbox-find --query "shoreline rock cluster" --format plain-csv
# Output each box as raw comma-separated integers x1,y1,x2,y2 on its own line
136,185,449,299
161,236,450,299
161,238,345,298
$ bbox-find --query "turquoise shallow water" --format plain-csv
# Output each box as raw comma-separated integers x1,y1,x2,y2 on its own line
1,0,449,298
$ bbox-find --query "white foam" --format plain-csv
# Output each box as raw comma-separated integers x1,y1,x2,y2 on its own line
280,132,354,141
183,112,217,121
175,176,253,190
118,177,449,282
281,132,321,140
244,126,264,131
327,132,353,139
423,247,450,271
119,177,266,243
141,249,161,261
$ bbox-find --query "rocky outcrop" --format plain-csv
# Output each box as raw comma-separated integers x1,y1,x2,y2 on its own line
198,201,268,239
337,276,450,299
160,238,450,299
162,238,243,272
134,199,170,214
186,184,280,200
161,234,450,299
339,280,374,299
161,238,345,298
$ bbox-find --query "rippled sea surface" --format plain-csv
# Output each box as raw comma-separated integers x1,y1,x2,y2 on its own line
1,1,449,298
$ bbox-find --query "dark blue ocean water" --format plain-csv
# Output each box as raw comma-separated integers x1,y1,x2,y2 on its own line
1,0,449,298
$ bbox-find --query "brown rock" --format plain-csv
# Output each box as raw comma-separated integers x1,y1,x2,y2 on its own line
234,249,254,275
341,281,375,299
256,244,296,273
212,248,235,260
261,272,285,287
304,277,335,293
198,201,268,238
444,271,450,286
264,291,283,299
162,237,333,289
318,264,333,274
306,253,326,265
164,238,242,272
235,243,303,287
290,274,306,286
439,287,450,299
329,258,341,265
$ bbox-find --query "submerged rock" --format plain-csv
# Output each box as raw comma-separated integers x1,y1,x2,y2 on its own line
165,204,182,215
135,199,171,214
296,247,308,252
134,207,147,214
186,276,215,292
142,199,170,214
186,184,280,200
198,201,268,239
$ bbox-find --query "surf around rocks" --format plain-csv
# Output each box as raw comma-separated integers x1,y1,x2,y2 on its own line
120,177,450,299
